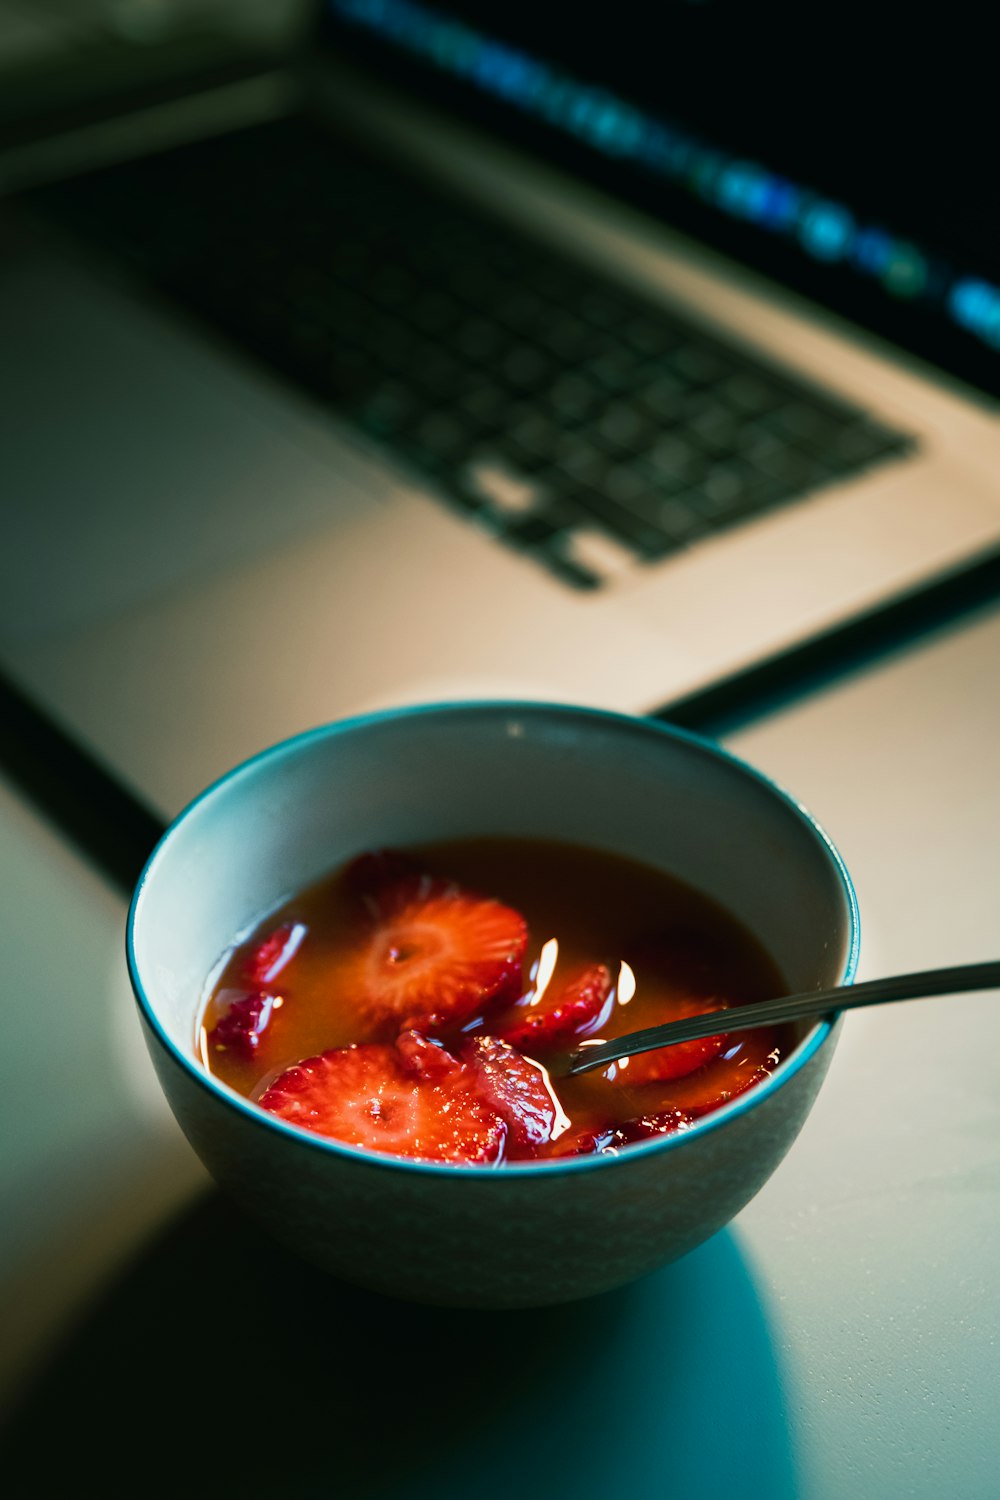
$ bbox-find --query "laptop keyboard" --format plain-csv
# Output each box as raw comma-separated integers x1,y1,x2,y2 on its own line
25,115,915,589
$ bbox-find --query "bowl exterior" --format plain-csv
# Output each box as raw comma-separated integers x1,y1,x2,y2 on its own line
130,702,856,1307
142,1011,839,1309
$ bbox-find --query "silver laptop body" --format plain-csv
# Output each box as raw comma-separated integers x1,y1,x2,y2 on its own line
1,4,997,815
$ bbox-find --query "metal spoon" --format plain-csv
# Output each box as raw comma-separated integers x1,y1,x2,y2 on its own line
563,959,1000,1076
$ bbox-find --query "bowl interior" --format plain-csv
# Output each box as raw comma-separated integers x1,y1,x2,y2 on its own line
130,704,857,1065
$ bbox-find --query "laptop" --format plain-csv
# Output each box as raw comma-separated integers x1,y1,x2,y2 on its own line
1,0,998,821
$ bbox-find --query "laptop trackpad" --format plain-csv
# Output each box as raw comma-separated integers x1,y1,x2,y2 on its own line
0,249,387,643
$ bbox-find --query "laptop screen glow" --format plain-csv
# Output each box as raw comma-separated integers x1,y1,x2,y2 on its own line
326,0,1000,396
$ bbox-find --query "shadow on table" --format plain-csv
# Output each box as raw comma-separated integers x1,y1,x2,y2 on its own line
0,1190,799,1499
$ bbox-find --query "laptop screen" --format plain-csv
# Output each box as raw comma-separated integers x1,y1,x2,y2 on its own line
324,0,999,399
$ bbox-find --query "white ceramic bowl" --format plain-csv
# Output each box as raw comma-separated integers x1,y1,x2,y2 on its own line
128,702,858,1307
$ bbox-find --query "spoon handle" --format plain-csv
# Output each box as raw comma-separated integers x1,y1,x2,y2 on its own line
564,959,1000,1076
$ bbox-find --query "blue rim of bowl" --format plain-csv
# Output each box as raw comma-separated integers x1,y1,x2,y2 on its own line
127,699,860,1178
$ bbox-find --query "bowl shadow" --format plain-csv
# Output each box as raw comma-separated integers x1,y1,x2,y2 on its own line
0,1190,800,1499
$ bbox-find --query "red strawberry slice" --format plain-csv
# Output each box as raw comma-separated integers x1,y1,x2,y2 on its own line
612,998,731,1085
395,1027,461,1082
683,1059,775,1118
258,1040,507,1164
338,881,527,1032
544,1110,694,1157
462,1036,565,1152
497,962,613,1053
541,1122,618,1158
208,989,278,1059
613,1108,695,1145
245,921,306,984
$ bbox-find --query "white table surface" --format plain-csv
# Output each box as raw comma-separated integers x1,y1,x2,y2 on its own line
2,600,998,1498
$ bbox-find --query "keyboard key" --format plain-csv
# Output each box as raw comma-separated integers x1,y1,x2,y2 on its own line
410,290,462,336
637,372,687,421
646,432,703,484
456,317,506,363
505,413,565,467
448,259,505,305
367,264,418,310
502,498,581,547
654,496,712,542
365,316,417,371
578,289,626,328
737,427,792,466
460,454,551,517
596,403,649,452
678,470,793,524
357,380,421,436
623,316,684,357
558,526,644,580
538,547,602,591
694,463,748,511
561,485,678,558
501,345,552,392
496,289,545,333
581,348,646,393
548,438,612,489
457,380,509,424
411,346,466,400
604,464,653,505
409,413,468,465
682,397,744,453
720,371,786,415
665,342,732,385
538,314,601,361
749,445,831,487
829,422,911,468
545,373,602,422
763,401,849,447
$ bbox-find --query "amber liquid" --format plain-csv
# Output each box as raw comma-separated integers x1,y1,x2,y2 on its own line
200,838,792,1154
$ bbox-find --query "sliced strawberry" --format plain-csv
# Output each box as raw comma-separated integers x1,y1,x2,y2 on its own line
612,998,731,1085
461,1036,563,1152
395,1027,461,1082
337,881,527,1032
541,1123,618,1158
258,1041,507,1164
244,921,306,984
683,1059,776,1118
497,962,613,1054
208,989,278,1059
613,1109,695,1145
541,1109,693,1158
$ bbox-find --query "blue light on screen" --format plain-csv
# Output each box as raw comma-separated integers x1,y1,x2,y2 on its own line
332,0,999,353
799,202,855,264
949,280,1000,348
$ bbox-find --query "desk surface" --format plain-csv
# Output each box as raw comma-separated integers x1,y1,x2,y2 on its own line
2,601,999,1499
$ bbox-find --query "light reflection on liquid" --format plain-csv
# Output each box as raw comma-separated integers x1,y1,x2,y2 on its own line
527,936,559,1007
535,1056,572,1140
